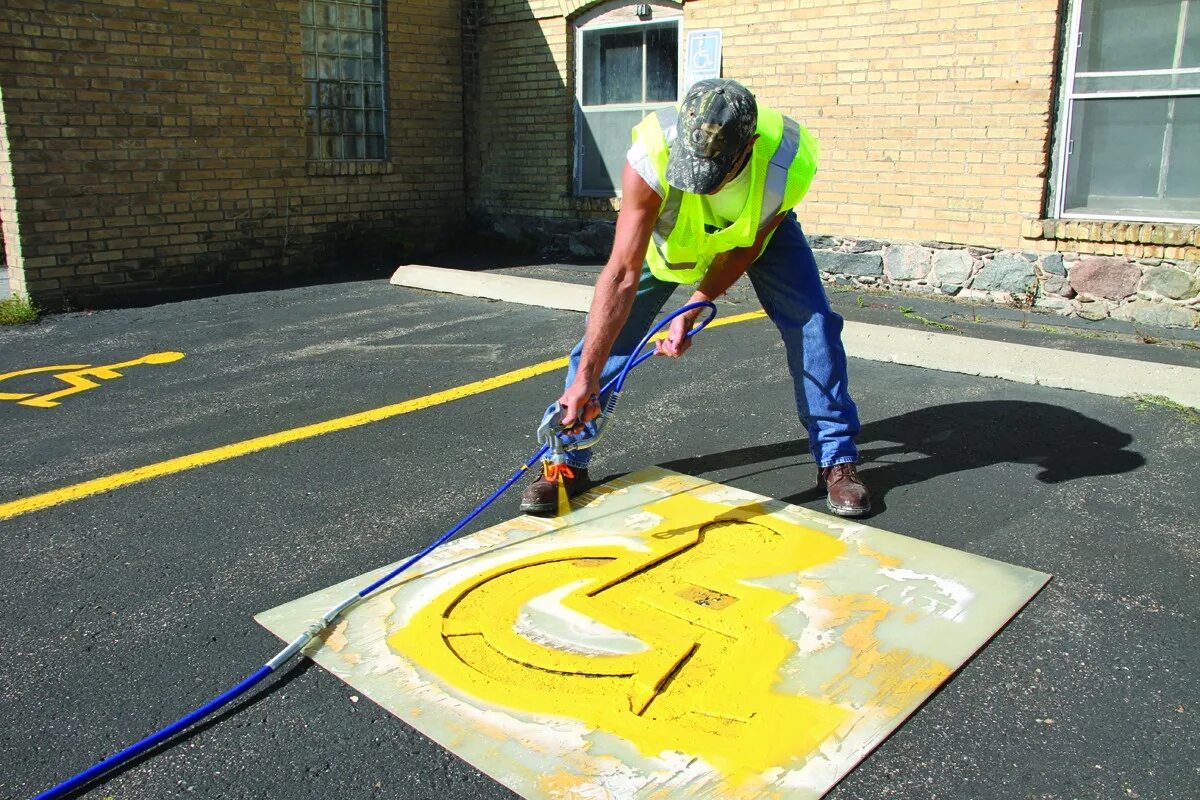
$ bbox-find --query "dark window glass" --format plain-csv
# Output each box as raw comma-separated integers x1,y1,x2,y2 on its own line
301,0,387,161
646,26,678,103
577,20,679,195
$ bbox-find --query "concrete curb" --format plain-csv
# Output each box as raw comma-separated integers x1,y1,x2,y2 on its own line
391,264,593,312
389,267,1200,409
841,322,1200,408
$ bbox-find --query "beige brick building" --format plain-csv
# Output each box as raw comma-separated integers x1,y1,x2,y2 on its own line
3,0,1199,323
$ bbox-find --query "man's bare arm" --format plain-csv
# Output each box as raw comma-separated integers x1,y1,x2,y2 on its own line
559,162,662,425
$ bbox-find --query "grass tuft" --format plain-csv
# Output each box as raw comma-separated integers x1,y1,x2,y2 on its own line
0,294,38,325
899,305,958,332
1131,394,1199,423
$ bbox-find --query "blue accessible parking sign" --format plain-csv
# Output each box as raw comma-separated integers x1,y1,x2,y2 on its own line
685,28,722,90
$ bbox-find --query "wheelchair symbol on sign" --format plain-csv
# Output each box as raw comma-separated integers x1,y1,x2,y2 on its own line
686,30,722,87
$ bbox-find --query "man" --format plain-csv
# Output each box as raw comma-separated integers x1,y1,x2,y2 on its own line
520,79,870,517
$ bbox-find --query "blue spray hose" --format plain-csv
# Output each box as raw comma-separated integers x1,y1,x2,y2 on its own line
34,300,717,800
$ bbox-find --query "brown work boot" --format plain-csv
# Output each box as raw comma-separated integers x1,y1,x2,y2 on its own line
519,463,590,516
818,463,871,517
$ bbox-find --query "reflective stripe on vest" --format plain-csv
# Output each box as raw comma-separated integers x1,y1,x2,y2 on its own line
650,108,682,258
634,107,677,199
762,117,801,229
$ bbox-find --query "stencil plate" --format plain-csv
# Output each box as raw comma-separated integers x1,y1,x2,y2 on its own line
256,467,1049,799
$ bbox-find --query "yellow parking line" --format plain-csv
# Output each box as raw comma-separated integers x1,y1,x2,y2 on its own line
0,309,767,522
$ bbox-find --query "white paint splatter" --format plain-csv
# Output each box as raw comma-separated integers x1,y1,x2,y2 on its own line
694,485,762,506
620,511,664,532
516,580,648,655
791,586,839,654
876,567,974,622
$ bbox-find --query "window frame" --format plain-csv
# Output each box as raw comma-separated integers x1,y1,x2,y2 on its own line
301,0,389,164
573,13,683,198
1051,0,1200,223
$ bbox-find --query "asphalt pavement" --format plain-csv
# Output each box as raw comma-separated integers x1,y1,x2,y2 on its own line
0,276,1196,800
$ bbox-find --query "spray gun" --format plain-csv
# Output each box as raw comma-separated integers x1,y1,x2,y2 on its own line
535,391,624,515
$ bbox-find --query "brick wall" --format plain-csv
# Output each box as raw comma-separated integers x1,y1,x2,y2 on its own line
466,0,1196,266
4,0,1195,310
0,0,464,309
465,0,573,223
688,0,1061,249
466,0,1063,247
1,84,19,298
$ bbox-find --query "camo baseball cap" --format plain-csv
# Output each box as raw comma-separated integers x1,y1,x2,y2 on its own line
665,79,758,195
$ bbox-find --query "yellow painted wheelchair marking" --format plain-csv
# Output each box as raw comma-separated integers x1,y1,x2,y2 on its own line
0,364,90,402
389,494,851,781
0,309,768,521
0,352,185,408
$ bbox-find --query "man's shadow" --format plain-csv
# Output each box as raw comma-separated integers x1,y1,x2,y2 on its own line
659,400,1145,515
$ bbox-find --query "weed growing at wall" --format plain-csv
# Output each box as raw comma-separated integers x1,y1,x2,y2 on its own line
0,294,37,325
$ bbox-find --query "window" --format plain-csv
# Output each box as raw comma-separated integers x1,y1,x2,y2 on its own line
1054,0,1200,222
574,6,680,196
300,0,387,161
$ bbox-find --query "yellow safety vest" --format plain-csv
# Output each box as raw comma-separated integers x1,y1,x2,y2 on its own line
629,105,819,284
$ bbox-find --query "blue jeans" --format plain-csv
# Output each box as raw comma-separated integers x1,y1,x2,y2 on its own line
556,212,861,470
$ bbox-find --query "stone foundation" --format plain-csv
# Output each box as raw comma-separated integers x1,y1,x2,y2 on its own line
810,236,1199,329
480,214,1200,329
478,213,617,261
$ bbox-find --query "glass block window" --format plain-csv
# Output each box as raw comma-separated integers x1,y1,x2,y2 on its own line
301,0,387,161
1054,0,1200,222
575,11,680,196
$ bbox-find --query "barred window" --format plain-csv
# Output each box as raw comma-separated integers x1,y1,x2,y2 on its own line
301,0,387,161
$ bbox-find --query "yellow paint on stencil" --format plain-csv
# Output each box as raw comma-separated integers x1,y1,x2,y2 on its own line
813,589,953,715
322,619,351,653
537,771,604,800
389,494,851,783
855,540,903,569
0,352,185,408
0,309,769,522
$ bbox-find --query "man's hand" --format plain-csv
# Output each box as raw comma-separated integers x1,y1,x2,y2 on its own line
655,306,702,358
558,379,602,432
